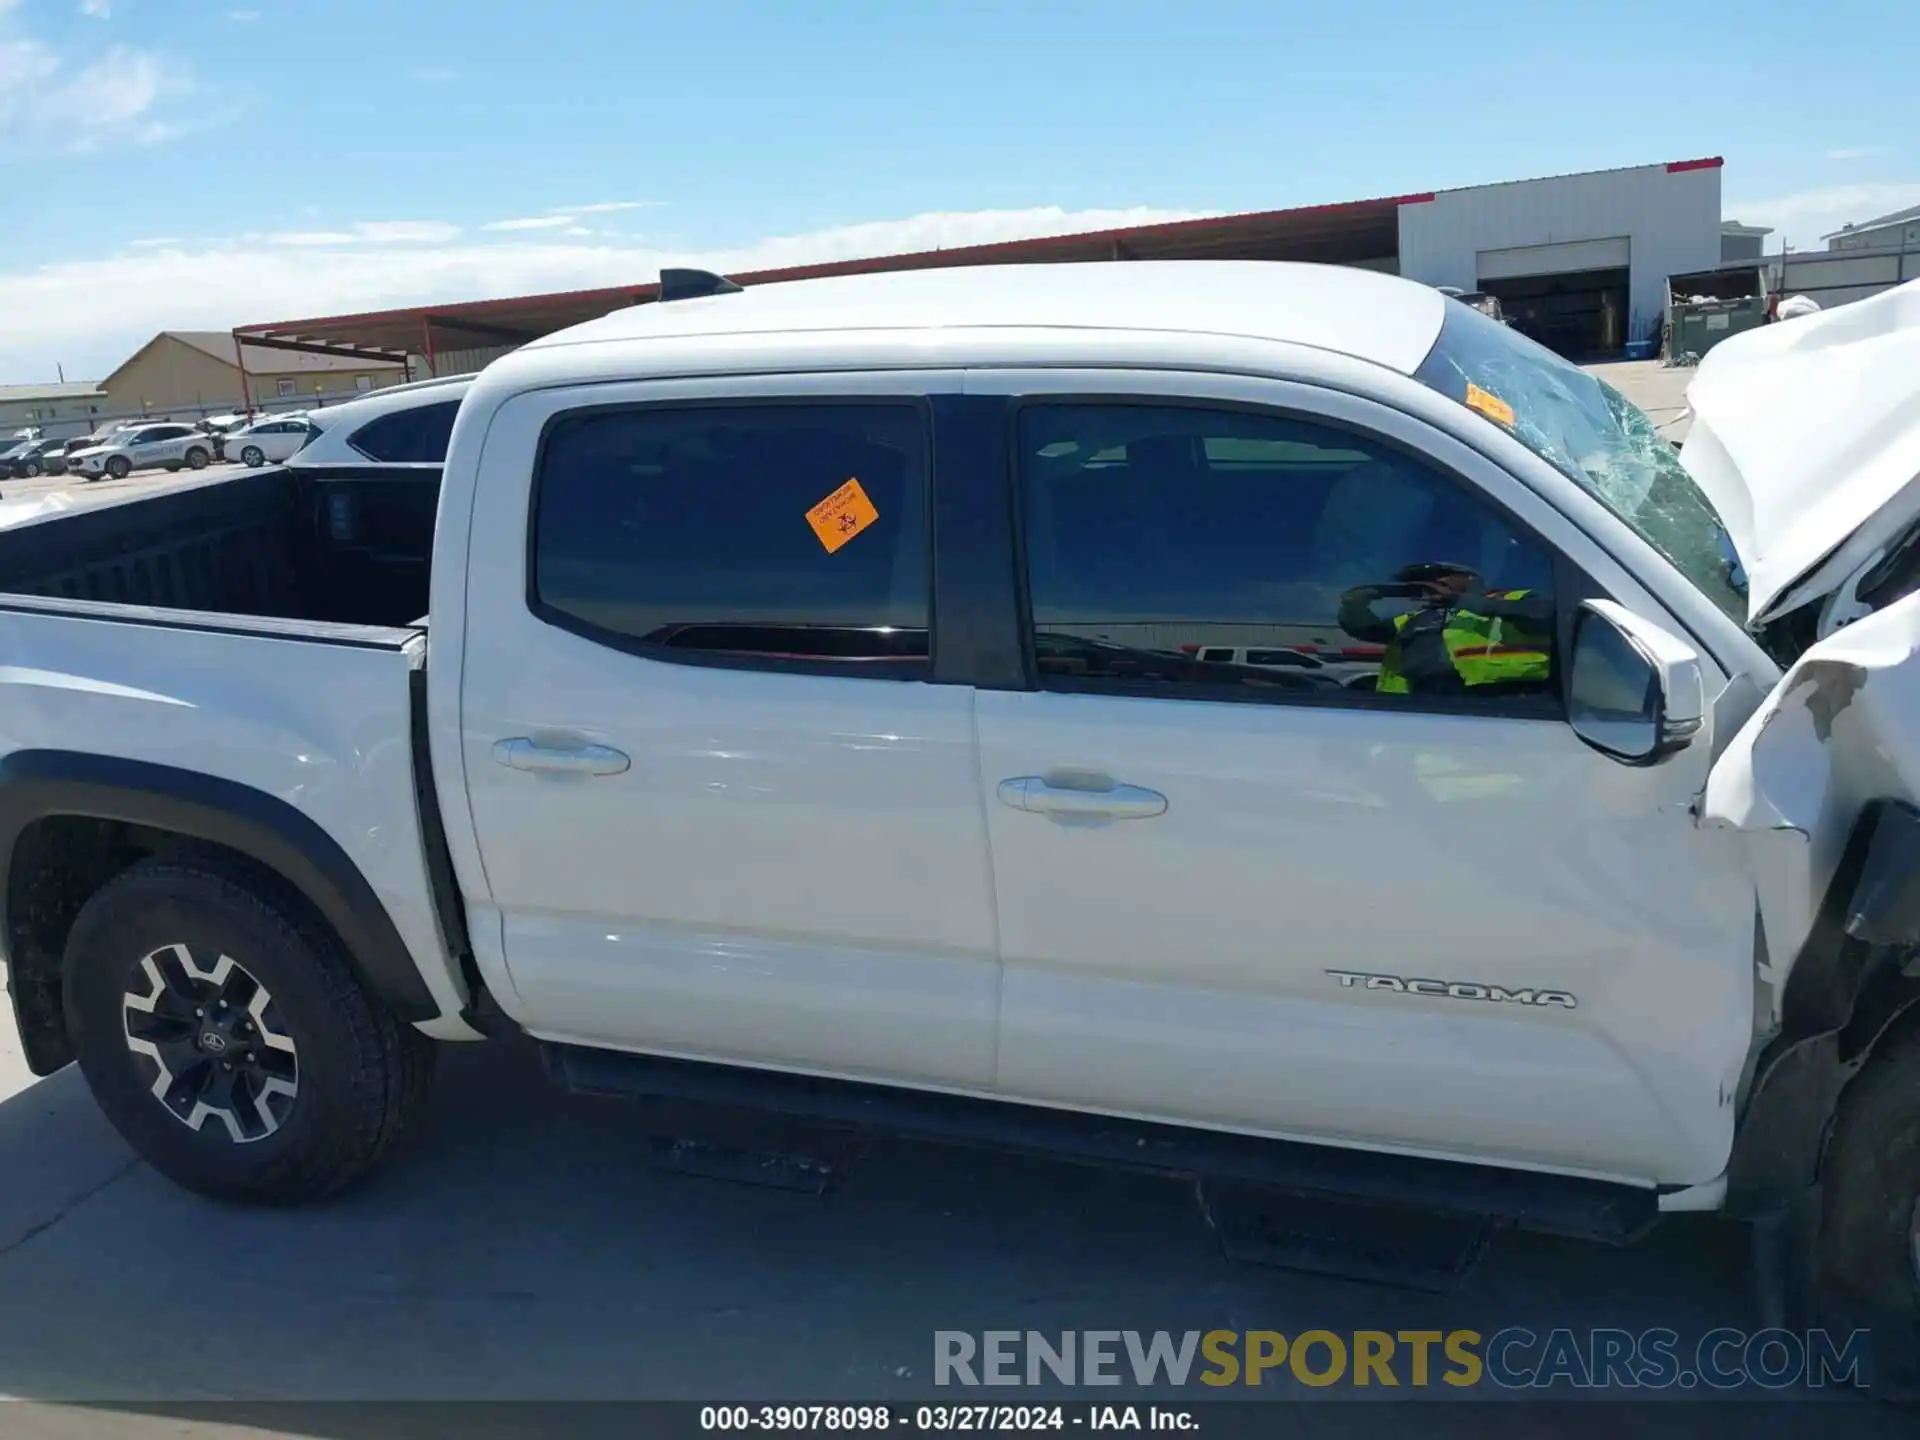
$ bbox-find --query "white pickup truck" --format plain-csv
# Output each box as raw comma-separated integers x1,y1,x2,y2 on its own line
2,264,1916,1381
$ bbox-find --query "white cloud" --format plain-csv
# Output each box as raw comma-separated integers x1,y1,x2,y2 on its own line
482,215,577,232
563,201,664,215
0,3,191,157
260,221,462,246
0,205,1204,378
1731,181,1920,248
354,220,462,243
1825,147,1880,162
79,0,111,17
267,231,361,246
561,226,597,237
128,236,188,248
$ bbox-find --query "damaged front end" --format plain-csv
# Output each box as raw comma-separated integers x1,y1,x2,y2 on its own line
1677,280,1920,1213
1705,592,1920,1214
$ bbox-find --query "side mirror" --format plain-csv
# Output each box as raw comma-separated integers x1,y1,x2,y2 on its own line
1568,600,1704,765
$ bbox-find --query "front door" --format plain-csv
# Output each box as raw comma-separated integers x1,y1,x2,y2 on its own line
455,377,1002,1089
970,378,1752,1185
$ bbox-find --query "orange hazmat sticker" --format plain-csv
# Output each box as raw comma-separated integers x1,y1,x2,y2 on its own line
805,478,880,553
1465,382,1516,428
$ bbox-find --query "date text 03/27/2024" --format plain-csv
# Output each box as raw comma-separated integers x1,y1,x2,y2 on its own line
700,1406,1189,1432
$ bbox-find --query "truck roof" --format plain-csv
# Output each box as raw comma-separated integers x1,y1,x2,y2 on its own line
515,261,1449,378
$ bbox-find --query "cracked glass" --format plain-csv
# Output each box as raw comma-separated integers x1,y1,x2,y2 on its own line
1415,302,1747,624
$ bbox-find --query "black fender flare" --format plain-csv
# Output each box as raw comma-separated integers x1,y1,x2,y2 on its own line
0,750,443,1040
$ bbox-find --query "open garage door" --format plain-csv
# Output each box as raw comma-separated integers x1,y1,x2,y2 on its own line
1477,237,1631,360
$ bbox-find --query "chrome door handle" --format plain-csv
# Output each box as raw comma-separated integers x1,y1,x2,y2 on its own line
997,777,1167,820
492,738,630,776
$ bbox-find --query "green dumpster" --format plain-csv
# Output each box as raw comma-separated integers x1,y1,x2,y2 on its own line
1668,295,1769,362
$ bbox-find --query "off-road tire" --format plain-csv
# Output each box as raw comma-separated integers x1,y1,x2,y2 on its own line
62,855,436,1203
1818,1023,1920,1396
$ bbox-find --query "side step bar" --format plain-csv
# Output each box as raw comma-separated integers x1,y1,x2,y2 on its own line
542,1043,1658,1244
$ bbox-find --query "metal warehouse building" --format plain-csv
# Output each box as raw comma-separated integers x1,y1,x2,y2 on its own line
233,156,1726,374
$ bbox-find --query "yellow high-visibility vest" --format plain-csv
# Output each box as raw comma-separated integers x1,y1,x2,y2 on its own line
1376,590,1551,694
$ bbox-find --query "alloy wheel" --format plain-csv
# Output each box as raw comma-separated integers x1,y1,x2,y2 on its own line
122,943,299,1143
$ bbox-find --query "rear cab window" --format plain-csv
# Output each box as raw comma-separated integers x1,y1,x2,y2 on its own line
530,403,930,673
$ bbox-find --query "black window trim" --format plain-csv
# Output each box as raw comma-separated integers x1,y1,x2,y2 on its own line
1005,392,1586,723
524,394,940,683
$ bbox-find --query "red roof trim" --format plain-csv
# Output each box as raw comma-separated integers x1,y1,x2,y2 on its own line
1665,157,1724,174
233,190,1428,340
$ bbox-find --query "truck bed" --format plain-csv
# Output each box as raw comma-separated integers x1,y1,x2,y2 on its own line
0,467,438,629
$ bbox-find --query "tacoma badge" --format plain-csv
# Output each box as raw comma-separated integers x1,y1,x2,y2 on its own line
1326,969,1578,1010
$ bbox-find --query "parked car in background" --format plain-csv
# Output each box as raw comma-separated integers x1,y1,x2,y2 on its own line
286,375,470,470
228,415,322,467
1182,642,1382,689
37,435,102,477
193,415,248,461
64,422,214,480
0,439,33,477
4,436,66,478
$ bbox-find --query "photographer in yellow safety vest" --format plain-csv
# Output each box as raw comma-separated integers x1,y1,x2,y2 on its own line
1337,562,1553,696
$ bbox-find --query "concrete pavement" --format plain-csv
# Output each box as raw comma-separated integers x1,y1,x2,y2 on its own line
1585,360,1696,443
2,995,1776,1409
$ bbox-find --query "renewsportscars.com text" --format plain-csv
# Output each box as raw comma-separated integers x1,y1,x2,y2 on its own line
934,1328,1872,1390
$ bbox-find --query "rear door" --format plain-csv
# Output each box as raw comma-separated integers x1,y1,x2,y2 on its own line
452,373,1003,1087
258,422,299,460
135,425,184,468
969,370,1752,1185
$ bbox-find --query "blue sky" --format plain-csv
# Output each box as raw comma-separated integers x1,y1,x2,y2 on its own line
2,0,1914,380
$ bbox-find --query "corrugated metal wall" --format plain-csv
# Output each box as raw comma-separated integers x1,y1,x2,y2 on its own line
1396,162,1722,342
416,344,521,379
1776,249,1920,310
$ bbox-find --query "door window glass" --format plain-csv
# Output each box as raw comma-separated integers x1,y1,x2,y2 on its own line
1018,403,1558,709
533,403,930,671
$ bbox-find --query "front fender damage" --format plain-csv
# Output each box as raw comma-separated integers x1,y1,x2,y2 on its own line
1703,591,1920,1213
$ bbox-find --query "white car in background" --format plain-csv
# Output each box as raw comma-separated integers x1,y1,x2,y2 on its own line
287,374,471,470
63,422,214,481
229,415,323,467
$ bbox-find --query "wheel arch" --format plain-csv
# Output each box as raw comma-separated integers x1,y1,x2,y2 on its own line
0,750,442,1076
1726,798,1920,1215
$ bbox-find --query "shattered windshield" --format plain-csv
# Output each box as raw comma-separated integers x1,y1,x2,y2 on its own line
1414,302,1747,623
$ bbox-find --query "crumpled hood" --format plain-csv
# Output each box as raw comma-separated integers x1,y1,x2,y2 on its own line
1681,277,1920,629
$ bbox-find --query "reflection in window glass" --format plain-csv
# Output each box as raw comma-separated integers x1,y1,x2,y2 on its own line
1570,614,1658,721
1018,404,1559,707
533,404,929,668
